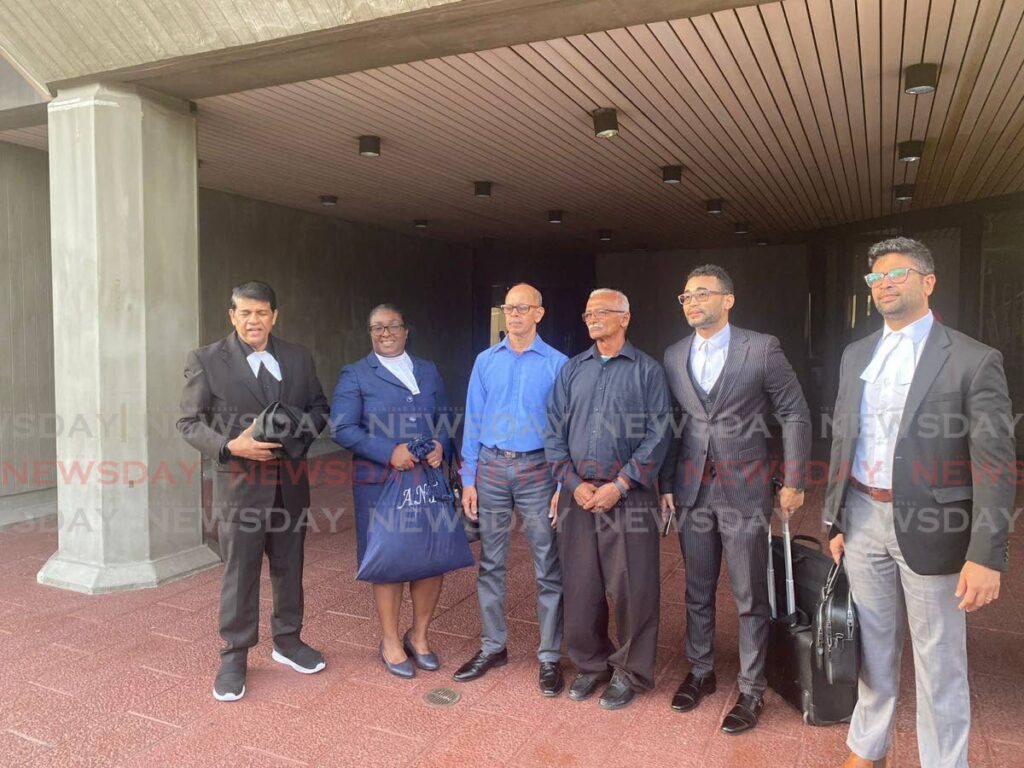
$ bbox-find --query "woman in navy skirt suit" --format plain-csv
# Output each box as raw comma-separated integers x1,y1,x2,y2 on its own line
330,304,455,678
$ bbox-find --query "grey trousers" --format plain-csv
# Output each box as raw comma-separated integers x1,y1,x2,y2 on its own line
475,448,563,662
843,488,970,767
678,481,770,696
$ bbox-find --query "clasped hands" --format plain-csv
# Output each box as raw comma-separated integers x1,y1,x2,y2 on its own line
390,440,443,471
573,480,626,513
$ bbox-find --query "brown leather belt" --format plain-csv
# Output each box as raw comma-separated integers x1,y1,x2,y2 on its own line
850,476,893,503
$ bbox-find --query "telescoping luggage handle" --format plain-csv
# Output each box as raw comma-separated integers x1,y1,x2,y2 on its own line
768,518,798,622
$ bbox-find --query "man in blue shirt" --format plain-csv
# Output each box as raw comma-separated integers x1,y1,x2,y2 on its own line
452,283,569,697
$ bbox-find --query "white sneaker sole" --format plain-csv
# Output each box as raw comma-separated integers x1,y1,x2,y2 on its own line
212,685,245,702
272,649,326,674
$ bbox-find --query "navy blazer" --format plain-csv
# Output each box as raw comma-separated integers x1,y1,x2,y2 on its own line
330,352,455,485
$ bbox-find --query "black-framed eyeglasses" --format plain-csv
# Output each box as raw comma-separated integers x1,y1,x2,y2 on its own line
581,309,627,322
678,289,729,305
864,267,931,287
368,323,406,336
499,304,540,316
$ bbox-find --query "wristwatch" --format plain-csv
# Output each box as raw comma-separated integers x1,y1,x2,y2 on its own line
612,477,630,499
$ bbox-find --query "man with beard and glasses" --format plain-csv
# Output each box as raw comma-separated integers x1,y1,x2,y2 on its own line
659,264,810,734
824,238,1014,768
544,288,672,711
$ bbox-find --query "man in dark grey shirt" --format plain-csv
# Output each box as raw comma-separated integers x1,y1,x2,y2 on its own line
545,288,672,711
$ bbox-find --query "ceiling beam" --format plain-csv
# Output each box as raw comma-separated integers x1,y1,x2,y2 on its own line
50,0,773,99
0,102,47,130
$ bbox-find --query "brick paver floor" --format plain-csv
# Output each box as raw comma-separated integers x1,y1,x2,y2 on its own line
1,453,1021,767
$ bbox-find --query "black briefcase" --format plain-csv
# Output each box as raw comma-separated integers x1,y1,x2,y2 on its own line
766,521,858,725
815,557,860,687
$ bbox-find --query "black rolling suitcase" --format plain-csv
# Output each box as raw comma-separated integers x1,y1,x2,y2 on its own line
765,520,859,725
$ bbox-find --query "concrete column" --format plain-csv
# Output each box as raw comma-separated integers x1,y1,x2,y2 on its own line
37,83,219,593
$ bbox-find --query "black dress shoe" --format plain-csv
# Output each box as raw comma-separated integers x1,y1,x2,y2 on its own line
539,662,564,697
721,693,764,734
671,671,717,712
568,669,612,702
598,671,635,710
452,649,507,682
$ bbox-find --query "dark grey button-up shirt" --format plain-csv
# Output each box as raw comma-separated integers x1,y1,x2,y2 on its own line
544,341,673,493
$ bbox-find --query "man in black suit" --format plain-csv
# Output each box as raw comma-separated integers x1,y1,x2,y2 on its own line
824,238,1015,768
659,264,811,734
178,281,329,702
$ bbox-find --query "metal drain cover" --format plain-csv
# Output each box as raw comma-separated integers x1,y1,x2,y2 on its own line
423,687,461,707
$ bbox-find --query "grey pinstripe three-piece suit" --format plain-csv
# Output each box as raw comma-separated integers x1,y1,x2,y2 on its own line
659,325,811,696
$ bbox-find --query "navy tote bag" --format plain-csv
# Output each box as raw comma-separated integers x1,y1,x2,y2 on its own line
356,437,475,583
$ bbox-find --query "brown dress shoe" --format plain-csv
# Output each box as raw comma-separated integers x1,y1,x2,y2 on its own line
841,754,887,767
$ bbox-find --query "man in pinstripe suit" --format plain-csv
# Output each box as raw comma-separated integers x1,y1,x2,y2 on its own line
659,264,811,734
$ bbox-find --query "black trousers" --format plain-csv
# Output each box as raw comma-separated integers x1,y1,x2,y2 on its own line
558,487,661,690
217,484,308,661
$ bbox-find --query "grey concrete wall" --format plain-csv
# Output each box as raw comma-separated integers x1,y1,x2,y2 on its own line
0,141,54,501
198,189,475,407
0,59,46,111
596,244,812,392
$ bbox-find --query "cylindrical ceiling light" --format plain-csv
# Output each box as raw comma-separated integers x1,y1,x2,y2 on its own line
548,210,564,224
598,229,612,241
734,222,750,235
413,219,428,228
474,181,492,197
894,184,915,202
706,199,724,215
904,63,938,95
592,108,619,139
661,165,683,184
319,195,338,206
898,140,924,162
358,135,381,156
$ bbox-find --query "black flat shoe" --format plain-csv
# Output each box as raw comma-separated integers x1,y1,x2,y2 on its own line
598,671,635,710
671,671,717,712
379,642,415,679
452,649,507,682
721,693,764,734
539,662,564,697
402,630,440,671
568,670,612,702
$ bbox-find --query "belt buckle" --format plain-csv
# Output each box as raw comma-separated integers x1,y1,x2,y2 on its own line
501,449,516,459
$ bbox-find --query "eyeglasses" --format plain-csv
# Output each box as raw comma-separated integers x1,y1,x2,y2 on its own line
677,289,728,305
368,323,406,336
499,304,540,316
581,309,627,322
863,267,931,287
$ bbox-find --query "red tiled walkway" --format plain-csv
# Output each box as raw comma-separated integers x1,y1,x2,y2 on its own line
0,459,1021,767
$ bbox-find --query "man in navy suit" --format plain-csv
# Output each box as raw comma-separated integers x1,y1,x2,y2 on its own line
178,281,329,702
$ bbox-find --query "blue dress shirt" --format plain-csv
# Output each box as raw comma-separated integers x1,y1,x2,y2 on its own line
460,333,568,486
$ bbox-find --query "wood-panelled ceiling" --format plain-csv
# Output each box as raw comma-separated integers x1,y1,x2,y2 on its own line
3,0,1023,249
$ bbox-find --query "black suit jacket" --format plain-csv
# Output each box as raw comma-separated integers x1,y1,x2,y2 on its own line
177,333,329,520
659,326,811,516
823,321,1016,574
